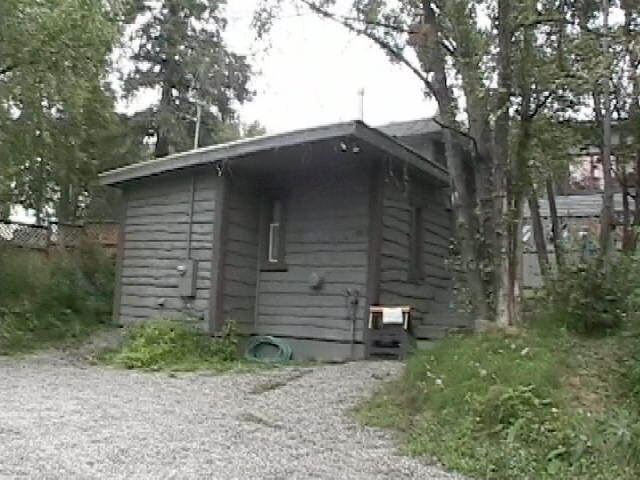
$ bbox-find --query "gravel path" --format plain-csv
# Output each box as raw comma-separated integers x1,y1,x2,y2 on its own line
0,355,462,479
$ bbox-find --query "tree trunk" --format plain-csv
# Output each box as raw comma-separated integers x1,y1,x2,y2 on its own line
494,0,514,327
154,80,173,158
546,178,565,268
527,188,550,280
154,1,180,158
621,169,634,252
419,2,490,323
598,0,615,261
636,150,640,231
56,182,77,223
456,60,496,305
623,1,640,246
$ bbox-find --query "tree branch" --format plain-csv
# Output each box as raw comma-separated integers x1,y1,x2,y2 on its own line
299,0,437,98
440,39,457,56
432,117,480,158
0,64,18,76
528,91,553,119
355,18,417,35
516,15,565,30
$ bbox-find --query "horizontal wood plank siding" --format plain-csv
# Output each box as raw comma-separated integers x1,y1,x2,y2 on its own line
221,178,259,327
256,161,370,343
118,169,217,329
378,178,457,333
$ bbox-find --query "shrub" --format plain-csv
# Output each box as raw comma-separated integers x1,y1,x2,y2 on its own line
0,242,115,353
536,255,640,335
107,318,244,371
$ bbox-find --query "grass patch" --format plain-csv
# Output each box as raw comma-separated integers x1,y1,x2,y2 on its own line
102,318,264,373
356,322,640,479
0,310,111,354
0,243,114,354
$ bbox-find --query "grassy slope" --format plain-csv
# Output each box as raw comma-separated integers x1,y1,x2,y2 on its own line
357,323,640,479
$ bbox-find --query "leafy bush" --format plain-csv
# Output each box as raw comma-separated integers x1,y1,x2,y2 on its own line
0,242,115,353
106,318,247,372
536,255,640,335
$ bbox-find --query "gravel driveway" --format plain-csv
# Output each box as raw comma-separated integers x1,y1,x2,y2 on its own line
0,355,462,479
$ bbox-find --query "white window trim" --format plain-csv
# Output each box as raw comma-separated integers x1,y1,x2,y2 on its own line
268,222,280,263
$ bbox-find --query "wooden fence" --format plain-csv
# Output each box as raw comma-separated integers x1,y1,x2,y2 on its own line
0,220,118,252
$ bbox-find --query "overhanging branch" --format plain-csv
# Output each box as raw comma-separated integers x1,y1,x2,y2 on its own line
0,64,17,76
432,117,480,158
299,0,437,98
528,91,553,119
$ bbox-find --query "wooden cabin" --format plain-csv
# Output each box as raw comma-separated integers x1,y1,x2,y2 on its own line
99,119,471,361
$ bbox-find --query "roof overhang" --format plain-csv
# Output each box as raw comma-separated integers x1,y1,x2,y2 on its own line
99,120,449,187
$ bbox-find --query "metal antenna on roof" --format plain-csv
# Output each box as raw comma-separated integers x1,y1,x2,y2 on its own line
357,88,365,122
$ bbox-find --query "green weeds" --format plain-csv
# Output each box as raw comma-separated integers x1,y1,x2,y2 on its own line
357,323,640,479
103,318,263,373
0,243,114,354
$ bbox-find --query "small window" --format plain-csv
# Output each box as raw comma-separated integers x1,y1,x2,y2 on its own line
261,196,287,271
408,206,424,282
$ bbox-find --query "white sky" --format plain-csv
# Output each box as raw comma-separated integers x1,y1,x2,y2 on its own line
118,0,437,133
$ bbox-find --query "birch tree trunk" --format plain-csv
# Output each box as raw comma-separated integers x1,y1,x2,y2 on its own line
494,0,514,327
418,2,491,323
598,0,615,261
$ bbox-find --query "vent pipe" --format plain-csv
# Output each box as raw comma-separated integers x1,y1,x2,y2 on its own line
357,88,365,121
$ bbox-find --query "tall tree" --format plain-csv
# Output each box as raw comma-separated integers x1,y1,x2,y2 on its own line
598,0,616,259
124,0,253,157
0,0,128,223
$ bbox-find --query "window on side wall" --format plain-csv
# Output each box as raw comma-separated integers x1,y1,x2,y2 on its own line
261,196,287,271
408,206,424,283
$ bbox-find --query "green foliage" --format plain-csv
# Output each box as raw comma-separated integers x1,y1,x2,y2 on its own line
0,0,139,223
124,0,253,158
0,244,115,353
536,255,640,335
357,325,640,479
105,318,252,372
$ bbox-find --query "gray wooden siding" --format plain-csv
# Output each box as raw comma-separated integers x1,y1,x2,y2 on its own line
378,178,456,329
222,178,259,327
119,169,217,329
255,163,370,343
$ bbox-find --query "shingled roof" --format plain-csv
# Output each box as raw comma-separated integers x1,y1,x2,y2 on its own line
376,117,441,138
526,193,626,218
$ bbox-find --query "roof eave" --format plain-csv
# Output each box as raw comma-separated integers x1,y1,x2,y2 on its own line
99,122,360,186
354,122,449,185
99,120,449,187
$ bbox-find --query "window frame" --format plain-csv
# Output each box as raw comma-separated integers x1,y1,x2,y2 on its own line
259,193,288,271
